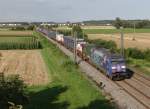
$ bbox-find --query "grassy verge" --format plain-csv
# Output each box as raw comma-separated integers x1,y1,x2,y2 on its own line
83,28,150,34
127,58,150,76
25,32,114,109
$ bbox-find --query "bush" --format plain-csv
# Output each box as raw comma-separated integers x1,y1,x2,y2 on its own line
11,27,26,31
72,25,83,38
125,48,144,59
88,39,117,52
27,25,35,30
143,49,150,61
0,73,28,109
57,30,71,36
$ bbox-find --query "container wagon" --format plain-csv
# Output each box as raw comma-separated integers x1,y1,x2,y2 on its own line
56,34,64,43
48,31,56,39
63,36,86,53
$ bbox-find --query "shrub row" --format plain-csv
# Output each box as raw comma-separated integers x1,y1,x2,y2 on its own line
11,25,35,31
125,48,150,61
88,39,117,52
57,30,72,36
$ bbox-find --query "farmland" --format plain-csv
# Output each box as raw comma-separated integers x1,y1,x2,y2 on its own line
56,25,115,30
0,36,41,49
0,31,47,86
0,30,33,36
0,30,41,50
84,28,150,34
82,25,115,29
88,33,150,50
0,50,49,86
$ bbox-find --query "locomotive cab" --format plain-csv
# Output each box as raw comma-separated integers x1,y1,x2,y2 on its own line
110,55,127,79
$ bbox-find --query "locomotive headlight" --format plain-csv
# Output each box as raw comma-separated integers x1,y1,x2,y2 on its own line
112,67,116,69
121,66,126,69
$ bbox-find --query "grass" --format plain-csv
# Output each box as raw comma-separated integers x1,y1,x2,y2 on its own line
24,32,114,109
83,28,150,34
127,58,150,76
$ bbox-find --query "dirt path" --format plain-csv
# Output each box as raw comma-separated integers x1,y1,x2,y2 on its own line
0,50,49,86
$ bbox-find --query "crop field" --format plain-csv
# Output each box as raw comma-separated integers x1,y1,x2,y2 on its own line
0,31,41,50
81,25,115,29
0,50,49,86
0,36,41,49
24,32,114,109
56,26,72,30
0,30,33,36
88,33,150,50
84,28,150,34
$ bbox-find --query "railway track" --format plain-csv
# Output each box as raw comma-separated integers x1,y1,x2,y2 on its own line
118,72,150,109
41,31,150,109
136,72,150,81
133,74,150,87
115,80,150,109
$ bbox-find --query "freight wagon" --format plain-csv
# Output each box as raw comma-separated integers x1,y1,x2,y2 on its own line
37,28,56,39
63,36,86,53
56,34,64,43
48,31,56,39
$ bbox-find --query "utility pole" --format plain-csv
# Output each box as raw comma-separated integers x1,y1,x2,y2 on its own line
56,28,58,35
74,31,77,64
82,31,84,39
134,23,136,33
133,23,136,40
120,27,124,57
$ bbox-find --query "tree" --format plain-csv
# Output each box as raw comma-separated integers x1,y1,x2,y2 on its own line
72,25,83,38
27,25,35,30
113,17,123,29
0,73,28,109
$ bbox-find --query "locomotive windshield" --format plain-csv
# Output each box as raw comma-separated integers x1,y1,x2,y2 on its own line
111,60,125,65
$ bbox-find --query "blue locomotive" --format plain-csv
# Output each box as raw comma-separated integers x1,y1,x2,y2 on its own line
89,47,127,79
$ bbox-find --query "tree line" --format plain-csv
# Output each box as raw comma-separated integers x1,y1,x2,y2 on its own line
113,17,150,29
11,25,35,31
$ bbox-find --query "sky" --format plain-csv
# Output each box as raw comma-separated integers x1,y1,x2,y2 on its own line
0,0,149,22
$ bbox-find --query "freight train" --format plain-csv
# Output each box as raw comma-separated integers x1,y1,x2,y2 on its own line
37,28,128,80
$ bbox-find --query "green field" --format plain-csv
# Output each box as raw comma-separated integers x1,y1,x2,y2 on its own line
24,32,114,109
0,35,41,49
83,28,150,34
55,27,150,34
128,58,150,76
